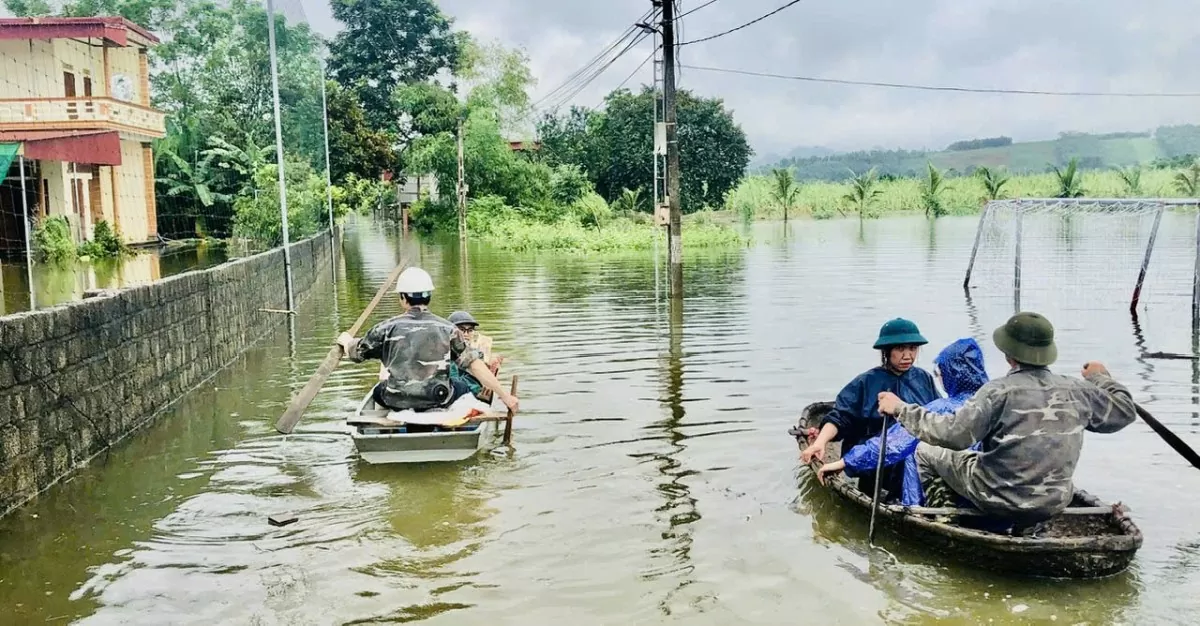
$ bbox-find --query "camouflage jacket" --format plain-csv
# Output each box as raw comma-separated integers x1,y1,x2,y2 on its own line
347,307,482,411
892,365,1137,520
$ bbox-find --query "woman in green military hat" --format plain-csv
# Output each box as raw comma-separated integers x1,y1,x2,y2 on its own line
800,318,942,496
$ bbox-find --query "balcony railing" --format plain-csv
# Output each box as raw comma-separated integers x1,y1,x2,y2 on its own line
0,97,165,138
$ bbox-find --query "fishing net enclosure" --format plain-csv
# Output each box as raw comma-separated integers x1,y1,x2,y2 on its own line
964,198,1200,317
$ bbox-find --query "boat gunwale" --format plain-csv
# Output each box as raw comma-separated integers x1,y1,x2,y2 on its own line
794,401,1143,553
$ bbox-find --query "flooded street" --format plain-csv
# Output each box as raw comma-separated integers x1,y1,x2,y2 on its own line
2,213,1200,624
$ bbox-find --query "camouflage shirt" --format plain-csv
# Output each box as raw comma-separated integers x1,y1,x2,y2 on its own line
893,365,1137,520
347,307,482,411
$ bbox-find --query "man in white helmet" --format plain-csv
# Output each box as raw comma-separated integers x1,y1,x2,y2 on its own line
336,267,519,414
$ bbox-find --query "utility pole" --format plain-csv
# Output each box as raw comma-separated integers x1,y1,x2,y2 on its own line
660,0,683,295
266,0,294,312
456,118,467,243
318,57,336,279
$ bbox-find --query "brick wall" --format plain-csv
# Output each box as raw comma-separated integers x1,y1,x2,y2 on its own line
0,230,332,518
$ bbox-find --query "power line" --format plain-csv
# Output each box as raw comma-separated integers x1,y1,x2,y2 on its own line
614,46,659,93
532,8,657,110
680,64,1200,97
679,0,803,46
538,30,654,112
677,0,720,20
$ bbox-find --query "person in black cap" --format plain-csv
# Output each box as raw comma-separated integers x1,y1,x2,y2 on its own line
448,310,503,401
877,311,1137,528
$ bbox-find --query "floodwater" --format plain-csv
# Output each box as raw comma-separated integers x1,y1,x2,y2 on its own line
2,212,1200,625
0,242,230,316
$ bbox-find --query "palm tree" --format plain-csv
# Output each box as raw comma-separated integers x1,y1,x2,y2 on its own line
920,162,947,219
1114,165,1143,196
1174,160,1200,197
1050,158,1085,198
770,168,801,223
843,167,882,222
975,166,1010,202
613,187,644,214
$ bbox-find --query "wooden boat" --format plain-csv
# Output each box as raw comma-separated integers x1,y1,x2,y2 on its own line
347,369,515,464
790,401,1143,579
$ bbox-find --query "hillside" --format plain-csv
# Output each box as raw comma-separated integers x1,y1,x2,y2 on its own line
762,124,1200,182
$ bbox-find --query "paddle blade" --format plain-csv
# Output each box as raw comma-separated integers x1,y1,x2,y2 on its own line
275,344,344,434
1137,405,1200,470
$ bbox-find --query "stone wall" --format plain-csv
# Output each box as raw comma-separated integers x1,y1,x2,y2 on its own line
0,231,332,518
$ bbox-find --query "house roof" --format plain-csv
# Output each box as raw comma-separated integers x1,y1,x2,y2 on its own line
0,129,122,166
0,17,160,47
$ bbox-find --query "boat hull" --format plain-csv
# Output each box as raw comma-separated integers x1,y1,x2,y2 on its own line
791,401,1142,579
349,393,499,464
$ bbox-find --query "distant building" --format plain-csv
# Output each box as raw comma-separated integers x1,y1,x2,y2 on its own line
507,140,541,153
0,17,165,254
395,172,439,207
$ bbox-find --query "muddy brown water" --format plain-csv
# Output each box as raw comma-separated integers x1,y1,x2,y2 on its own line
2,213,1199,624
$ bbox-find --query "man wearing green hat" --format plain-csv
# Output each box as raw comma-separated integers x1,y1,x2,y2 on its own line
877,311,1138,527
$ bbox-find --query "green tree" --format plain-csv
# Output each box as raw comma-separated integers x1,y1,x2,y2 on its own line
612,188,644,214
1114,165,1143,196
770,168,800,222
326,80,395,182
328,0,465,127
974,165,1010,202
920,162,947,218
1175,160,1200,197
542,86,751,211
844,168,882,222
1051,157,1085,198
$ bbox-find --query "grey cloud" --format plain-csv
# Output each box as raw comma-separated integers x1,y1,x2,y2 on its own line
300,0,1200,154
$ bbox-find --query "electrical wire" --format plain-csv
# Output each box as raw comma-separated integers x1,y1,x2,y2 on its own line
680,64,1200,97
678,0,803,46
677,0,720,20
531,8,657,110
614,46,660,93
537,30,654,112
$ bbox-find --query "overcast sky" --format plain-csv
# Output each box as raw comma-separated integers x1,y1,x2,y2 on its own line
297,0,1200,158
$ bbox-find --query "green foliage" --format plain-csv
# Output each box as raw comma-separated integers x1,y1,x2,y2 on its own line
232,161,328,247
550,164,592,206
78,220,130,259
770,168,801,221
573,192,612,231
328,0,465,128
1114,165,1143,196
33,215,76,263
975,166,1010,202
920,162,948,218
844,168,883,220
1175,160,1200,197
611,188,645,215
326,81,396,182
536,86,752,212
485,218,745,253
1051,158,1085,198
333,173,390,216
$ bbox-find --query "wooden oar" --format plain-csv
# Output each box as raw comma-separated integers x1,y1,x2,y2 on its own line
1136,404,1200,470
502,375,518,446
274,259,408,435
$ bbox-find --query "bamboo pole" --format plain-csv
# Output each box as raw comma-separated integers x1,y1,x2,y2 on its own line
502,375,518,446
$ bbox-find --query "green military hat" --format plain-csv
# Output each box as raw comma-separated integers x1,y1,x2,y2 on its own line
873,318,929,349
993,311,1057,366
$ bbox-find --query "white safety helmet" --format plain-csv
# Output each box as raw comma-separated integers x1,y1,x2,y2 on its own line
394,267,435,295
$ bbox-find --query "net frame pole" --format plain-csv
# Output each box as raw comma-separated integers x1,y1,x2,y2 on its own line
1193,209,1200,326
1013,207,1023,314
962,201,992,290
18,155,35,310
266,0,295,313
1131,205,1165,316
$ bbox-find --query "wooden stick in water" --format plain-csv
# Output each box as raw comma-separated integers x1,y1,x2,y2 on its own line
274,258,408,435
898,506,1114,517
502,375,518,446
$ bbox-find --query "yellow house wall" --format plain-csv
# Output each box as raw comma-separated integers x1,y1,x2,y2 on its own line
113,139,150,243
105,46,142,103
52,39,105,97
0,39,59,98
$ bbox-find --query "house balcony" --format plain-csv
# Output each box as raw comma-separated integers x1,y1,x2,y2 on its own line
0,97,165,140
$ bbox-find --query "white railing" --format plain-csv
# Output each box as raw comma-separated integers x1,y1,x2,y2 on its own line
0,97,165,137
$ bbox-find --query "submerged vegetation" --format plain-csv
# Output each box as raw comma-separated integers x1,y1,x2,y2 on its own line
726,158,1200,220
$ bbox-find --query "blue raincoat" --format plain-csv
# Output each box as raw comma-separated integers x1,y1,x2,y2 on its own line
820,365,939,452
841,338,990,506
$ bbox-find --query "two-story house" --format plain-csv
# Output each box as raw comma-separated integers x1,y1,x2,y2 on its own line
0,17,165,254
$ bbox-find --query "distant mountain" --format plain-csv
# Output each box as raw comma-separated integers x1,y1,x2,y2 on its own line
760,125,1200,182
751,145,835,169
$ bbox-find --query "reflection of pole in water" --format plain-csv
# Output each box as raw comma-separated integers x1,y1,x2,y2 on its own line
1193,324,1198,420
460,239,470,309
645,291,699,600
962,288,984,343
1129,313,1158,413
